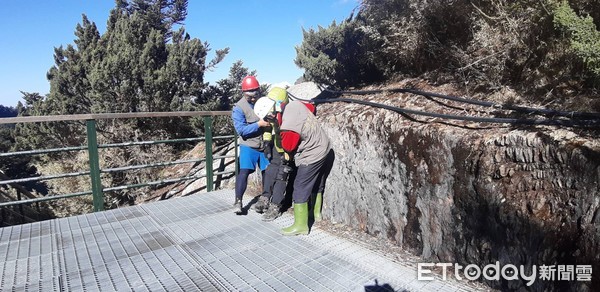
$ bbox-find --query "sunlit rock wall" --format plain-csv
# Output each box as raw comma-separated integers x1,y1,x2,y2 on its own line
318,101,599,291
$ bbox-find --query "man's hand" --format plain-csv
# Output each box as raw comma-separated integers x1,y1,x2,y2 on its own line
257,119,269,127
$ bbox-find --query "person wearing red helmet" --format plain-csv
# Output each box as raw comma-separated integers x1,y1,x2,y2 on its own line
231,76,270,214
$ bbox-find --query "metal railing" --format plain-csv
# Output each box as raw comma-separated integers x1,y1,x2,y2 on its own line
0,111,238,216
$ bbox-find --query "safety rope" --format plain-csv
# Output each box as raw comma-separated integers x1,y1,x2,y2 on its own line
286,87,600,128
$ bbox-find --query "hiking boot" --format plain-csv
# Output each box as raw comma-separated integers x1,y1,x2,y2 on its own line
253,196,269,213
262,203,281,221
232,198,243,215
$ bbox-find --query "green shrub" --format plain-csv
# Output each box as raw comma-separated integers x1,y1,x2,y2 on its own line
553,1,600,81
294,0,600,103
294,18,384,88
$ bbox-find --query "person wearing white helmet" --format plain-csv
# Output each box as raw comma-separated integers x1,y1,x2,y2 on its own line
253,87,292,221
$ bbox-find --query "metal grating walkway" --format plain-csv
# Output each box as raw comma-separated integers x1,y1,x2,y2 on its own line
0,190,479,291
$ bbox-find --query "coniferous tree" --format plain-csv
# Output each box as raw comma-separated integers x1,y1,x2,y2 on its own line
296,0,600,104
192,60,258,136
295,18,384,88
194,60,261,112
13,0,230,208
0,104,39,195
21,0,229,147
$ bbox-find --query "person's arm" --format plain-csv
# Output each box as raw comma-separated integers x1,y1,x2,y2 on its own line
261,123,274,160
232,107,259,139
277,129,298,182
281,130,301,153
302,102,316,115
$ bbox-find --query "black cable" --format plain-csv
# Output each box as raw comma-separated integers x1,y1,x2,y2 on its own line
310,97,600,127
321,87,600,120
287,89,600,127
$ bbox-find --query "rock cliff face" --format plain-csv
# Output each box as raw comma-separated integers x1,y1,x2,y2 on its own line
315,85,599,291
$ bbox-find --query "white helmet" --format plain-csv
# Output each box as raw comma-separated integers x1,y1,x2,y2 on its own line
254,96,276,119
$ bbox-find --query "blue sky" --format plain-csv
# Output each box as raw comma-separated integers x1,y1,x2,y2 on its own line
0,0,359,107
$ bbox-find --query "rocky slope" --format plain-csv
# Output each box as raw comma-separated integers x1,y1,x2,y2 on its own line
141,141,238,202
313,80,599,291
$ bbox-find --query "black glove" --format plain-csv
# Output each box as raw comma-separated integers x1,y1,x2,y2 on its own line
264,114,277,123
262,140,273,161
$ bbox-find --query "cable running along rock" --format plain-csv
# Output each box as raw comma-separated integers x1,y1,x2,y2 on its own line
287,85,600,128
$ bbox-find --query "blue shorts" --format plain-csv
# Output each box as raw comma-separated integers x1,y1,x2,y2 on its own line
239,145,269,171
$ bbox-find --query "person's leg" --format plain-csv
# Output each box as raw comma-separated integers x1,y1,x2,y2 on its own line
281,160,323,235
270,177,287,204
235,169,253,200
262,152,285,221
234,145,258,214
264,152,282,200
260,158,277,200
250,146,271,212
258,147,270,172
253,162,274,213
313,149,335,222
258,149,280,196
315,149,335,194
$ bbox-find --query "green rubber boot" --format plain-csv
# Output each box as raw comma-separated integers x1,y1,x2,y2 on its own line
281,202,309,236
313,192,323,222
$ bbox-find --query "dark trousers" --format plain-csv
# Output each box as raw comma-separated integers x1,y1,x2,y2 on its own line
261,150,288,205
235,169,252,200
235,168,265,200
292,149,335,204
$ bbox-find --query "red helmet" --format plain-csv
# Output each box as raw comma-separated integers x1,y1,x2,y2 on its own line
241,76,260,91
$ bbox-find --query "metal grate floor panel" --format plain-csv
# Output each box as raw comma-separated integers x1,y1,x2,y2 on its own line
0,189,483,291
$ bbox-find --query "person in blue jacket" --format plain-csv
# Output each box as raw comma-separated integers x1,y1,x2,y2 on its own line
231,76,270,214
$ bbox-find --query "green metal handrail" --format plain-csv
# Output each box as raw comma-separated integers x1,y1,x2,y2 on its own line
102,158,205,173
99,137,205,148
0,146,89,157
0,171,91,185
0,111,236,214
0,191,95,208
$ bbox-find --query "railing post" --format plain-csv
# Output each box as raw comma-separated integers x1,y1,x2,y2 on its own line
86,119,104,211
234,131,239,178
204,116,214,192
16,189,24,224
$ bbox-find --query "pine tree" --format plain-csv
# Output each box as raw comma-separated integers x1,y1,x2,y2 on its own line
13,0,230,208
192,60,257,136
295,18,384,88
17,0,229,149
